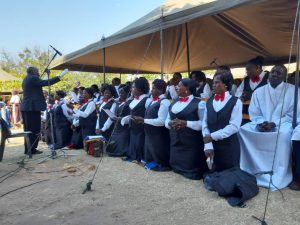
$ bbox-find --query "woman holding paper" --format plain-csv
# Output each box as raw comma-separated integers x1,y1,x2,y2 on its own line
202,70,242,172
95,85,117,140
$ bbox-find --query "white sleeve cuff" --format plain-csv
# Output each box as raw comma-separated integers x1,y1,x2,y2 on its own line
204,143,214,151
210,131,222,141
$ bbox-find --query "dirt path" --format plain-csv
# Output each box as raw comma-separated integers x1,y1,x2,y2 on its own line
0,136,299,225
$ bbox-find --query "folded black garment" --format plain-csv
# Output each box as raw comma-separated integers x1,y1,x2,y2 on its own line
203,167,259,207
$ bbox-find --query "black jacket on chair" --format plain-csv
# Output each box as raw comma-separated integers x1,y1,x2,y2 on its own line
21,75,60,112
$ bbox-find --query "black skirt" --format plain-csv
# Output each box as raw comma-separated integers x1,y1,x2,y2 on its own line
169,128,208,180
144,126,170,167
106,122,130,157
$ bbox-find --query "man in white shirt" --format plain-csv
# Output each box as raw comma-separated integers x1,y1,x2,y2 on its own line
190,70,212,99
239,65,294,190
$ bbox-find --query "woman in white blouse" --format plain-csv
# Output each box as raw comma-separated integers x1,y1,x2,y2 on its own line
68,88,97,141
96,85,117,140
202,70,242,172
122,77,151,163
165,78,208,180
134,79,171,170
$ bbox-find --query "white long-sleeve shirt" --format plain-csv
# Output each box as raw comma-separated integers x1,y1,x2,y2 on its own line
73,100,96,118
120,94,151,126
198,83,212,99
96,99,117,131
165,95,205,131
202,92,242,151
144,95,170,127
235,71,268,98
166,85,178,100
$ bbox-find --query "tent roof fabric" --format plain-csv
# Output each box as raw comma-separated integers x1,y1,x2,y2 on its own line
0,69,18,81
50,0,297,74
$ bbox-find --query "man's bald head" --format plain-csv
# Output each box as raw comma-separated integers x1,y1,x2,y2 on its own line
269,64,287,88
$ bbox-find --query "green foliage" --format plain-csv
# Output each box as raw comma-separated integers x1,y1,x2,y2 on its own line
0,46,190,93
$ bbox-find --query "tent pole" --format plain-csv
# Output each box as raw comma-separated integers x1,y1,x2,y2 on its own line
293,9,300,129
103,48,106,83
119,73,122,82
160,8,164,80
160,29,164,79
185,23,191,76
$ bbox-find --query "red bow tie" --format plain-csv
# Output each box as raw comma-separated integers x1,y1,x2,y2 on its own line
135,96,140,100
251,75,260,83
152,97,160,102
214,93,225,101
102,98,108,103
179,97,189,102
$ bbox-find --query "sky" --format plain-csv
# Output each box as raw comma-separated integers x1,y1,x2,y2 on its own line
0,0,164,56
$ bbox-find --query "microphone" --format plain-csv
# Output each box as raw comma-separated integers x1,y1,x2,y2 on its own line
210,58,218,66
49,45,62,56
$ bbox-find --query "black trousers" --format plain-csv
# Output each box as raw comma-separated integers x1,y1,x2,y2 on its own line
293,140,300,176
22,111,41,154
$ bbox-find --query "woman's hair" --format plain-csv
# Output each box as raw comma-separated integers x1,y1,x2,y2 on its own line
84,87,94,98
181,78,197,95
118,84,131,94
133,77,150,94
190,71,206,82
217,65,231,72
214,70,234,91
55,90,66,98
91,84,99,93
79,86,85,91
152,79,167,93
173,72,182,80
102,84,118,98
247,56,265,68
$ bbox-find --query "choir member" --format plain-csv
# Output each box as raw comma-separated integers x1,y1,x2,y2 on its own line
202,70,242,172
235,56,269,124
112,77,121,98
53,91,73,149
239,65,294,190
96,85,118,141
216,65,237,95
190,71,212,99
121,77,151,162
91,84,101,102
68,88,97,140
133,79,171,170
165,78,208,179
166,72,182,100
107,84,132,156
235,56,269,100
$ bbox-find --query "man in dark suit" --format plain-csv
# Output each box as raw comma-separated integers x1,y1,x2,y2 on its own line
21,66,66,154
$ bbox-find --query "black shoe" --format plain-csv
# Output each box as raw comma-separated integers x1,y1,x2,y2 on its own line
32,150,43,155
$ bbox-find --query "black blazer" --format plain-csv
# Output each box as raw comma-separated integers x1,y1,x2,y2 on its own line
21,75,61,112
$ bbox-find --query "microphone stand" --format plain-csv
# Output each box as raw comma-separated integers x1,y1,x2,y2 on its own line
38,51,77,164
47,52,59,159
